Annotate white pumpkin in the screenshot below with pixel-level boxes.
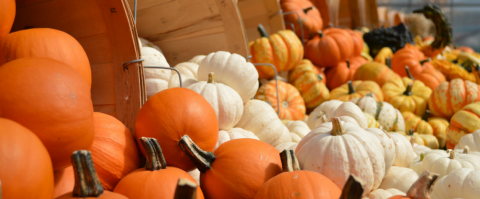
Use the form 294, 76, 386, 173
295, 118, 386, 196
168, 62, 199, 88
214, 128, 259, 149
139, 37, 162, 53
362, 188, 405, 199
290, 133, 302, 143
410, 153, 425, 174
431, 168, 480, 199
235, 100, 291, 146
422, 149, 480, 178
314, 115, 360, 128
275, 142, 298, 152
285, 121, 310, 139
198, 51, 259, 103
142, 47, 171, 98
350, 95, 405, 132
379, 166, 419, 193
189, 55, 206, 65
307, 100, 343, 129
455, 129, 480, 152
187, 169, 200, 185
413, 143, 431, 156
188, 73, 243, 130
307, 100, 368, 129
333, 102, 369, 129
366, 128, 396, 174
390, 132, 417, 167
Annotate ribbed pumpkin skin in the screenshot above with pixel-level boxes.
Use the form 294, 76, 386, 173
53, 166, 75, 198
280, 0, 323, 40
428, 79, 480, 119
0, 58, 94, 170
0, 118, 54, 199
330, 80, 384, 102
0, 28, 92, 87
305, 28, 354, 68
0, 0, 15, 39
348, 29, 364, 57
354, 62, 400, 87
254, 170, 341, 199
288, 59, 330, 110
447, 102, 480, 149
374, 47, 394, 64
250, 30, 303, 79
135, 88, 218, 171
256, 80, 306, 120
325, 56, 368, 90
91, 112, 141, 191
382, 77, 432, 116
58, 191, 128, 199
402, 112, 448, 148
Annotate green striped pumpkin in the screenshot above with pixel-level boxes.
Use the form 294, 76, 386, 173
350, 94, 405, 132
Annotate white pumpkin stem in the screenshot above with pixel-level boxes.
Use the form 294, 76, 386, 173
339, 175, 364, 199
71, 150, 104, 197
178, 135, 216, 173
463, 146, 470, 154
280, 150, 301, 172
420, 153, 425, 161
331, 117, 346, 136
174, 178, 197, 199
139, 137, 167, 171
410, 136, 415, 147
406, 171, 439, 199
448, 150, 456, 159
207, 72, 215, 84
315, 114, 330, 128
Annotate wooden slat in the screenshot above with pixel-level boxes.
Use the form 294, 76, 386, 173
90, 63, 116, 105
309, 0, 330, 29
348, 0, 360, 29
365, 0, 380, 29
238, 0, 285, 42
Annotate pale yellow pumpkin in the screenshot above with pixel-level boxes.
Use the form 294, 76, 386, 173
382, 76, 432, 116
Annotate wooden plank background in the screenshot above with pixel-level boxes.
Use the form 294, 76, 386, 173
238, 0, 285, 43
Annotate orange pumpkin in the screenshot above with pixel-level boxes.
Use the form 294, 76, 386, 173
288, 59, 330, 110
91, 112, 141, 191
0, 28, 92, 87
53, 166, 75, 198
250, 24, 303, 79
305, 28, 354, 68
254, 150, 341, 199
388, 171, 438, 199
280, 0, 323, 40
114, 137, 204, 199
457, 46, 474, 53
330, 80, 383, 102
325, 56, 368, 90
428, 78, 480, 119
256, 80, 306, 120
0, 0, 15, 39
353, 61, 401, 87
0, 58, 94, 170
347, 29, 364, 57
179, 136, 282, 199
0, 118, 54, 199
446, 102, 480, 149
135, 88, 218, 171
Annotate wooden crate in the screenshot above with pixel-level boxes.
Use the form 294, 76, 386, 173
129, 0, 249, 66
12, 0, 145, 132
330, 0, 379, 29
237, 0, 285, 42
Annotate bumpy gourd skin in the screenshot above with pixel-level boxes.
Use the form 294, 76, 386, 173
414, 3, 452, 50
363, 23, 414, 57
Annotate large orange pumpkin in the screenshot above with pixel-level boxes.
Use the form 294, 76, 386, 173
114, 137, 204, 199
280, 0, 323, 40
255, 80, 306, 120
0, 118, 54, 199
250, 25, 303, 79
305, 28, 354, 68
330, 80, 383, 102
0, 58, 94, 170
353, 62, 401, 87
91, 112, 141, 191
325, 56, 368, 90
53, 166, 75, 198
347, 29, 364, 57
135, 88, 218, 171
446, 102, 480, 149
0, 28, 91, 86
0, 0, 15, 39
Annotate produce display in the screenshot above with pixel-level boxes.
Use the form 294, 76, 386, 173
2, 1, 480, 198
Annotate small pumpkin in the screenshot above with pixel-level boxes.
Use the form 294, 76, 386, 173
410, 153, 425, 175
379, 166, 419, 193
142, 47, 172, 98
458, 46, 475, 53
325, 56, 368, 90
428, 79, 480, 119
330, 80, 383, 102
256, 80, 306, 120
422, 149, 480, 178
431, 59, 477, 82
374, 47, 394, 65
214, 128, 259, 150
0, 0, 15, 39
365, 128, 396, 174
447, 102, 480, 149
307, 100, 369, 129
348, 29, 364, 57
388, 171, 439, 199
168, 62, 199, 88
353, 62, 401, 87
430, 168, 480, 199
455, 129, 480, 152
305, 28, 355, 68
53, 166, 75, 198
389, 132, 416, 168
350, 94, 405, 132
364, 189, 405, 199
285, 120, 310, 139
280, 0, 323, 40
402, 129, 439, 149
275, 142, 298, 152
402, 110, 448, 148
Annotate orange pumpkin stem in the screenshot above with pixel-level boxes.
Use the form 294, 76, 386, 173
347, 81, 355, 94
178, 135, 216, 173
405, 171, 439, 199
207, 72, 216, 84
421, 110, 431, 122
405, 66, 415, 80
303, 6, 315, 14
385, 57, 392, 68
71, 150, 104, 197
174, 178, 197, 199
339, 175, 364, 199
346, 59, 350, 69
331, 117, 346, 136
280, 150, 301, 172
139, 137, 167, 171
419, 58, 431, 65
317, 31, 324, 38
403, 83, 413, 96
257, 24, 269, 38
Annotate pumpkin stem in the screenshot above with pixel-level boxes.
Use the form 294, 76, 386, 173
71, 150, 104, 197
207, 72, 216, 84
317, 31, 324, 38
405, 66, 415, 80
406, 171, 439, 199
420, 153, 425, 161
346, 59, 350, 69
408, 129, 415, 136
347, 81, 355, 94
140, 137, 167, 171
339, 175, 364, 199
257, 24, 269, 38
178, 135, 216, 173
315, 114, 330, 128
385, 57, 392, 68
410, 136, 415, 147
331, 117, 346, 136
463, 146, 470, 154
316, 74, 324, 82
421, 110, 431, 122
280, 150, 301, 172
365, 92, 374, 98
419, 58, 431, 65
174, 178, 197, 199
448, 150, 456, 159
403, 83, 413, 96
303, 6, 315, 14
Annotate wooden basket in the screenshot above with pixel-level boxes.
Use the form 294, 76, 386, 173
12, 0, 145, 132
129, 0, 249, 66
237, 0, 285, 42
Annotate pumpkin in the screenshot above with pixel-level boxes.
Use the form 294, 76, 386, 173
431, 59, 477, 83
0, 0, 15, 39
179, 135, 283, 199
365, 128, 396, 174
379, 166, 419, 193
249, 25, 303, 79
422, 149, 480, 178
254, 150, 341, 198
114, 138, 204, 199
402, 130, 439, 149
455, 129, 480, 152
139, 37, 162, 52
255, 80, 306, 120
142, 47, 171, 98
57, 150, 127, 199
198, 51, 259, 103
382, 68, 432, 116
348, 29, 364, 57
0, 58, 94, 170
429, 79, 480, 119
285, 120, 310, 139
90, 112, 140, 191
413, 144, 431, 157
235, 100, 291, 146
325, 56, 368, 90
280, 0, 323, 40
364, 189, 405, 199
402, 111, 448, 148
288, 59, 330, 110
365, 112, 381, 128
330, 80, 383, 102
430, 168, 480, 199
306, 100, 344, 129
135, 88, 218, 171
305, 28, 355, 68
0, 118, 54, 199
296, 118, 386, 196
350, 94, 406, 132
307, 100, 369, 129
189, 55, 206, 64
389, 132, 416, 167
214, 128, 259, 150
275, 142, 298, 151
313, 65, 327, 84
388, 171, 439, 199
375, 47, 394, 65
446, 102, 480, 148
410, 153, 425, 175
353, 62, 401, 87
188, 72, 244, 130
0, 28, 91, 87
168, 62, 199, 88
53, 166, 75, 198
458, 46, 475, 53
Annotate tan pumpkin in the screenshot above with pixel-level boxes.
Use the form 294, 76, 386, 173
374, 47, 394, 65
330, 80, 383, 102
402, 111, 449, 148
401, 130, 439, 149
350, 94, 405, 132
256, 80, 306, 120
447, 102, 480, 149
